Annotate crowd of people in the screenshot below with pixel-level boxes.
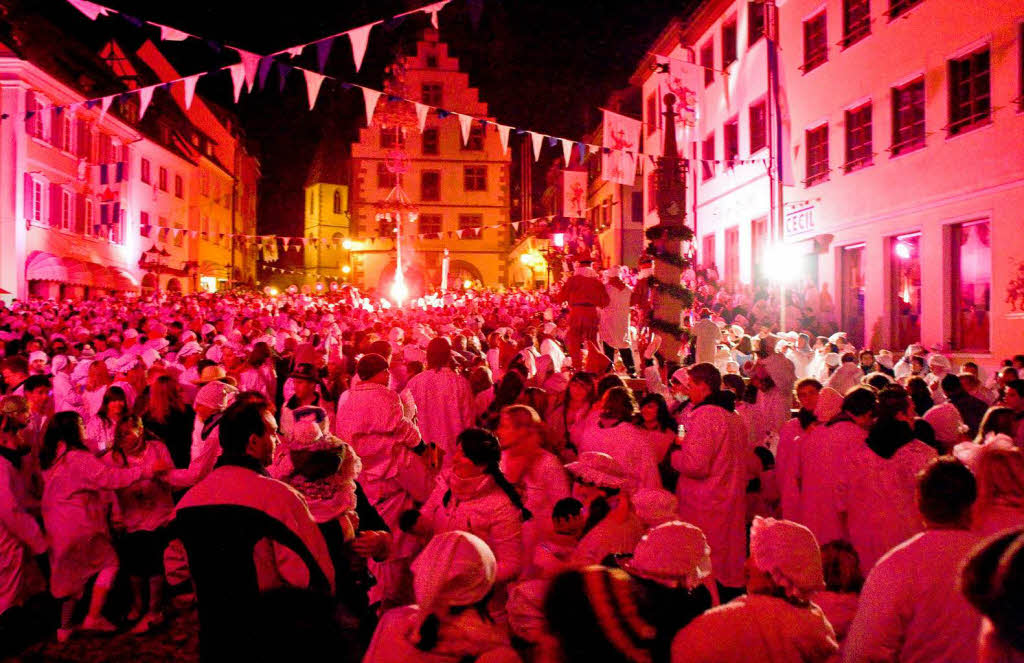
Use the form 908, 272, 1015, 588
0, 259, 1023, 663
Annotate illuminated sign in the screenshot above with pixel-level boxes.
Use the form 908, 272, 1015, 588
784, 205, 815, 238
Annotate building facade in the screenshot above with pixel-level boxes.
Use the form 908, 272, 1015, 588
0, 12, 260, 303
345, 30, 512, 295
303, 139, 351, 283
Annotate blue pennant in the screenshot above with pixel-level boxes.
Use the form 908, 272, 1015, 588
276, 62, 291, 93
436, 109, 451, 119
258, 57, 274, 90
120, 14, 143, 27
207, 40, 222, 53
316, 38, 334, 73
547, 136, 558, 147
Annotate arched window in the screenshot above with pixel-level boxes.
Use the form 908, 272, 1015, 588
333, 190, 342, 214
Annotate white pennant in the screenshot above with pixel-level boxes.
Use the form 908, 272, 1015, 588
156, 23, 190, 41
530, 132, 544, 162
303, 69, 326, 110
561, 138, 573, 167
421, 1, 449, 29
66, 0, 109, 20
284, 45, 304, 58
512, 221, 520, 232
182, 74, 200, 110
458, 114, 472, 146
138, 85, 154, 120
362, 87, 381, 127
414, 102, 429, 133
228, 63, 245, 103
99, 95, 114, 123
234, 48, 261, 92
496, 124, 511, 155
347, 23, 378, 73
456, 229, 464, 239
588, 144, 599, 154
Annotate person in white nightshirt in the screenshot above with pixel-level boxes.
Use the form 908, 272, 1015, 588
237, 342, 277, 402
403, 338, 475, 468
960, 525, 1024, 663
844, 457, 981, 663
670, 363, 749, 594
577, 386, 660, 492
775, 379, 824, 521
836, 385, 937, 574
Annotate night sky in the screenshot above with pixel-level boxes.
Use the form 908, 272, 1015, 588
31, 0, 689, 243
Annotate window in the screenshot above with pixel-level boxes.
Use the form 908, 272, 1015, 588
309, 191, 314, 215
700, 41, 715, 86
751, 217, 769, 286
458, 214, 482, 239
842, 0, 871, 47
421, 170, 441, 201
463, 124, 485, 150
951, 220, 991, 351
1020, 24, 1024, 112
174, 174, 184, 198
701, 133, 715, 181
702, 233, 716, 268
748, 1, 765, 46
333, 190, 342, 214
646, 94, 658, 136
140, 211, 150, 237
112, 206, 123, 244
84, 199, 94, 236
380, 128, 405, 149
722, 18, 738, 68
377, 162, 396, 188
76, 119, 92, 159
61, 115, 74, 153
425, 54, 438, 68
61, 189, 72, 230
648, 171, 657, 211
749, 99, 767, 153
419, 214, 442, 235
725, 226, 740, 287
199, 169, 210, 196
29, 178, 44, 223
891, 233, 921, 348
887, 0, 922, 21
631, 191, 644, 223
140, 159, 151, 184
948, 47, 991, 135
804, 124, 829, 186
464, 165, 487, 191
422, 128, 439, 155
724, 118, 739, 167
98, 134, 112, 163
421, 83, 443, 106
158, 166, 168, 191
802, 11, 828, 72
891, 78, 925, 154
73, 194, 85, 233
844, 102, 873, 171
26, 92, 46, 140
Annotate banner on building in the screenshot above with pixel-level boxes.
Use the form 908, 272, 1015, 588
562, 170, 587, 219
601, 110, 641, 185
660, 55, 702, 146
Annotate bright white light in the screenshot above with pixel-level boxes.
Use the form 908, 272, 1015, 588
761, 243, 804, 284
315, 282, 324, 291
894, 242, 911, 260
463, 279, 473, 289
268, 287, 280, 296
520, 253, 533, 265
342, 239, 353, 250
390, 278, 408, 305
341, 265, 351, 274
552, 233, 565, 248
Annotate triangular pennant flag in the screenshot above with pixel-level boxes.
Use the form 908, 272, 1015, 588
233, 48, 261, 92
228, 63, 245, 103
561, 138, 573, 167
137, 85, 155, 121
421, 1, 449, 29
414, 102, 429, 132
512, 221, 520, 232
121, 14, 142, 27
458, 113, 472, 146
530, 131, 543, 161
576, 142, 586, 165
277, 62, 291, 93
456, 229, 464, 238
284, 45, 304, 58
497, 124, 511, 155
347, 23, 377, 72
303, 69, 326, 110
258, 57, 274, 90
182, 74, 200, 110
316, 38, 334, 73
589, 144, 599, 154
156, 23, 190, 41
99, 95, 114, 123
362, 87, 381, 127
66, 0, 109, 20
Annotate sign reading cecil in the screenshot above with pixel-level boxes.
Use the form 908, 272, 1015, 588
784, 205, 815, 238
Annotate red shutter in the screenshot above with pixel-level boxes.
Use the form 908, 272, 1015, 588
25, 92, 36, 136
75, 193, 86, 233
51, 109, 63, 148
49, 183, 61, 227
80, 123, 92, 160
23, 174, 33, 220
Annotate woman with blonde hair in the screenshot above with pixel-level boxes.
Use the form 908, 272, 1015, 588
139, 375, 194, 471
972, 446, 1024, 537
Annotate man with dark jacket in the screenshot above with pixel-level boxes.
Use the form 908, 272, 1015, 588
942, 373, 987, 438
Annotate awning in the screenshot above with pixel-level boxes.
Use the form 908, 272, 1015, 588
84, 263, 113, 290
108, 267, 139, 291
25, 252, 70, 283
200, 261, 229, 276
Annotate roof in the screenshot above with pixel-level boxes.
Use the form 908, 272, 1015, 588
305, 124, 350, 188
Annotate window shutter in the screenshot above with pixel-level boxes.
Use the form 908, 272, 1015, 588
116, 162, 125, 182
75, 194, 86, 233
100, 202, 109, 227
51, 109, 63, 148
100, 164, 109, 185
23, 174, 33, 219
25, 92, 37, 136
49, 184, 61, 227
80, 123, 92, 160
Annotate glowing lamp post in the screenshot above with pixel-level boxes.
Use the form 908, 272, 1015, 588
375, 150, 417, 307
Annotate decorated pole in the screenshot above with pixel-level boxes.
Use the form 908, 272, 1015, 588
646, 93, 695, 362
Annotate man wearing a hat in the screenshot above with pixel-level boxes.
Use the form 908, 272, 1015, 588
280, 364, 330, 440
555, 257, 610, 370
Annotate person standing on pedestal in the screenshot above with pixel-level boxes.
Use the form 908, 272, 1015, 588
556, 258, 610, 371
